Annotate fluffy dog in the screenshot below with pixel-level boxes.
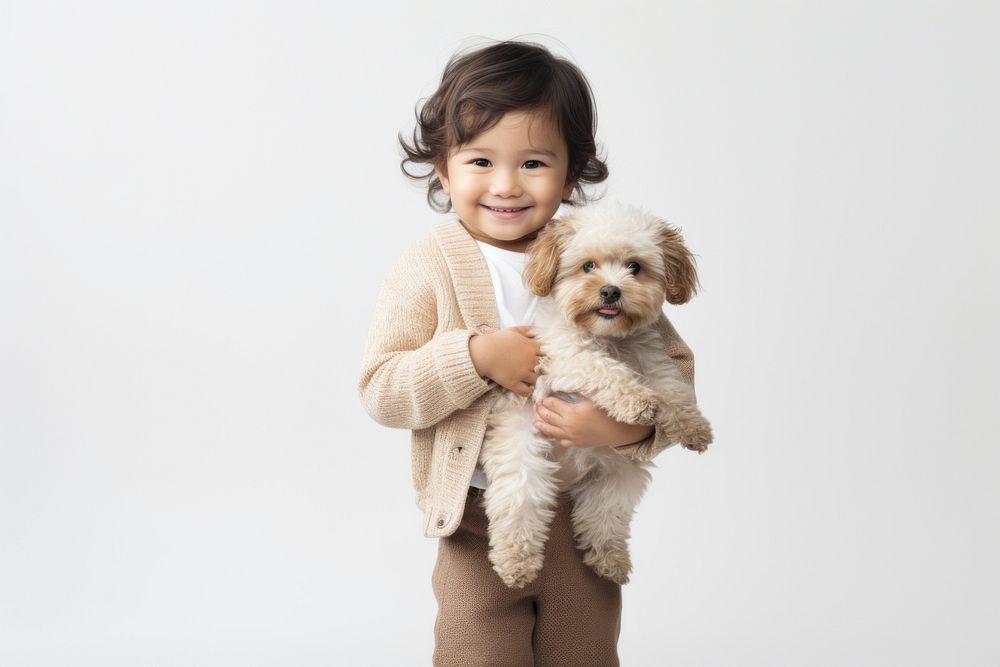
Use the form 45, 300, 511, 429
478, 199, 713, 588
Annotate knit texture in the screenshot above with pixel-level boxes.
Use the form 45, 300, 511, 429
357, 218, 697, 537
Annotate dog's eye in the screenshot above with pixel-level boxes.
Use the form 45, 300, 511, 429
582, 261, 596, 273
627, 262, 640, 274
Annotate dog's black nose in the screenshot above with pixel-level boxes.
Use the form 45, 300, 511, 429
600, 285, 621, 303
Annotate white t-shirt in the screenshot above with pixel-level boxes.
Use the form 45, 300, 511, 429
469, 241, 539, 489
475, 241, 540, 328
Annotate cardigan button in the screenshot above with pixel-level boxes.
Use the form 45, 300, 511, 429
436, 518, 445, 528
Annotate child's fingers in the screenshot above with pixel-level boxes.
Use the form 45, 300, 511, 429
534, 419, 569, 445
539, 396, 566, 418
535, 399, 565, 424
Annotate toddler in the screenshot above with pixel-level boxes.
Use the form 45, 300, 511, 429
358, 39, 698, 666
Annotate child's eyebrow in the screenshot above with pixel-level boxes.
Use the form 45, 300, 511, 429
455, 146, 559, 159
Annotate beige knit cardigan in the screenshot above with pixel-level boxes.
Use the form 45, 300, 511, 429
357, 218, 697, 538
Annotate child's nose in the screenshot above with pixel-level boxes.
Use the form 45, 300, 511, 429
489, 169, 523, 197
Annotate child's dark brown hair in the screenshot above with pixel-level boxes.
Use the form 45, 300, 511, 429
399, 39, 609, 213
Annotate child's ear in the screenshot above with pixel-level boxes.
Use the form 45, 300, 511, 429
561, 179, 576, 201
658, 222, 700, 304
435, 164, 450, 195
524, 221, 572, 297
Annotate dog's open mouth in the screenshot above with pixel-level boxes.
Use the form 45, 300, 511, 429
596, 306, 622, 319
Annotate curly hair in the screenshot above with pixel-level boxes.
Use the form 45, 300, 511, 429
399, 39, 609, 213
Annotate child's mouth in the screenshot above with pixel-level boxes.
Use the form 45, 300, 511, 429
483, 205, 531, 220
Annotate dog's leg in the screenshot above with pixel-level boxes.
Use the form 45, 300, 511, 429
654, 378, 714, 451
566, 351, 713, 452
638, 341, 713, 450
569, 455, 652, 585
561, 354, 664, 426
480, 398, 561, 589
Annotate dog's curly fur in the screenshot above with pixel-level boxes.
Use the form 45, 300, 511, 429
478, 200, 713, 588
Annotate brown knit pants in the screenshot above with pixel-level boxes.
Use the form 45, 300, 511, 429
432, 487, 622, 666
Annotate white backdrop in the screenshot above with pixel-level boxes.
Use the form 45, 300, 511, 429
2, 1, 998, 665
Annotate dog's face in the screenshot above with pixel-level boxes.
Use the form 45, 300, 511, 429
523, 200, 699, 338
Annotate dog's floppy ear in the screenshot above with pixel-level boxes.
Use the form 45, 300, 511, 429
659, 223, 700, 304
523, 220, 571, 296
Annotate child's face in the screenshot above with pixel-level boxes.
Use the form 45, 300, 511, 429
435, 110, 574, 253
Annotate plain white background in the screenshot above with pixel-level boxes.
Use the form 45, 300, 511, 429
2, 1, 998, 664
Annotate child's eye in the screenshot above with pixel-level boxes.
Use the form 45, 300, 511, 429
523, 160, 544, 169
627, 262, 641, 274
471, 158, 491, 167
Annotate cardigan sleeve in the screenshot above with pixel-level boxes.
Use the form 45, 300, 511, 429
357, 243, 494, 431
612, 312, 697, 463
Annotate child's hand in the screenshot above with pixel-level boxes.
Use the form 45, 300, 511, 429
533, 395, 654, 448
469, 325, 541, 398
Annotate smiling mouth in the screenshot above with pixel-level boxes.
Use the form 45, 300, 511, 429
483, 205, 531, 214
482, 205, 532, 221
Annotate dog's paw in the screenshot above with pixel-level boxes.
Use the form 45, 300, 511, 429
583, 547, 632, 585
680, 415, 713, 453
489, 546, 544, 589
635, 398, 659, 425
615, 393, 659, 426
491, 557, 542, 589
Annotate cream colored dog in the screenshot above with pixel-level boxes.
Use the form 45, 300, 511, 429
479, 200, 713, 588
